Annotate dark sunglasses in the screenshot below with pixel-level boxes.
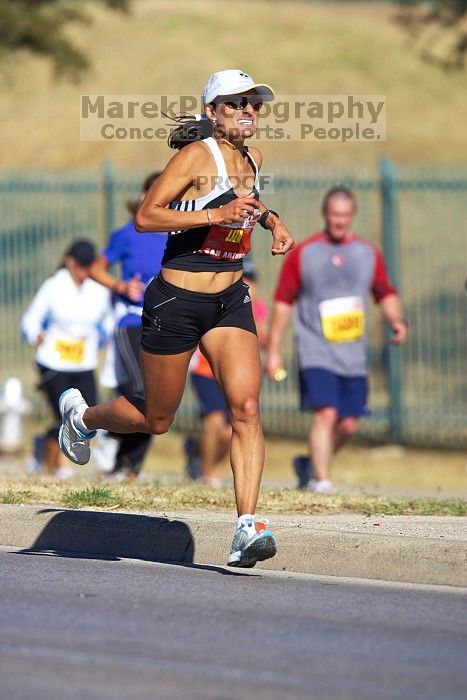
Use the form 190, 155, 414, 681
215, 96, 263, 111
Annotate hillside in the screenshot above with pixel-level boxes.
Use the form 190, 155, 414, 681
0, 0, 466, 169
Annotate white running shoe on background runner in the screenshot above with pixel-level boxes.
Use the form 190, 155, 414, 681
58, 388, 96, 465
227, 517, 277, 568
309, 479, 334, 494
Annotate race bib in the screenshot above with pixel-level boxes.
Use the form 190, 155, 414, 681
54, 338, 86, 364
319, 296, 365, 343
199, 210, 260, 261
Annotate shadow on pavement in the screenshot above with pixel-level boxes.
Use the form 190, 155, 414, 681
15, 508, 251, 576
19, 508, 192, 562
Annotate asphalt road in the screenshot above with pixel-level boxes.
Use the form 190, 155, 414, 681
0, 547, 466, 700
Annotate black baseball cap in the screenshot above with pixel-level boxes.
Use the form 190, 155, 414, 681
66, 239, 96, 267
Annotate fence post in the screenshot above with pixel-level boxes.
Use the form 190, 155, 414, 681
102, 160, 115, 239
380, 157, 404, 444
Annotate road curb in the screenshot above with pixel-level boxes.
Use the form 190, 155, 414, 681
0, 505, 466, 586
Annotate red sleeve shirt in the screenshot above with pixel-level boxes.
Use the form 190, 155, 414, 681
274, 232, 397, 305
370, 245, 397, 302
274, 234, 324, 305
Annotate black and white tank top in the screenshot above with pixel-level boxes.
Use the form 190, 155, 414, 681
161, 137, 260, 272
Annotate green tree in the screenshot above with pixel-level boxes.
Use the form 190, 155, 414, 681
396, 1, 467, 69
0, 0, 131, 80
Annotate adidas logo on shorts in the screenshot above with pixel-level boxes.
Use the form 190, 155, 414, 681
243, 295, 251, 303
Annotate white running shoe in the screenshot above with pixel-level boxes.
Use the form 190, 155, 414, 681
93, 430, 120, 473
227, 518, 277, 568
54, 465, 76, 480
58, 388, 96, 465
309, 479, 334, 494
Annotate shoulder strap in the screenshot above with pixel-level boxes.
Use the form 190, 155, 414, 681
203, 137, 229, 181
243, 146, 260, 188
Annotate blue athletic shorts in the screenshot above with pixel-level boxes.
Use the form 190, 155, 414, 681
299, 367, 369, 418
191, 374, 230, 422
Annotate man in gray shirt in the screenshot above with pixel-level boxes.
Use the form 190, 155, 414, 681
266, 187, 408, 492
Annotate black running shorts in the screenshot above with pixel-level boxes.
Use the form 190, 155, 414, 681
141, 274, 257, 355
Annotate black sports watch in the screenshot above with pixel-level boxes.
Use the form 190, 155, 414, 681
259, 209, 279, 229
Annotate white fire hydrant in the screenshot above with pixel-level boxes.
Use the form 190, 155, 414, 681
0, 377, 32, 453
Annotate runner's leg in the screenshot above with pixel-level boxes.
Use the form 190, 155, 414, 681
334, 416, 359, 452
81, 349, 193, 434
200, 327, 263, 516
309, 406, 339, 482
200, 411, 231, 486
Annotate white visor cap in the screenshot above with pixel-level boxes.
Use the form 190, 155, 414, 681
203, 69, 275, 105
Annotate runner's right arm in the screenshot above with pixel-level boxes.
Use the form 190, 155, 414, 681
135, 142, 258, 232
88, 255, 144, 302
21, 279, 52, 346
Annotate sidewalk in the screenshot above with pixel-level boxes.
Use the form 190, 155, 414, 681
1, 504, 466, 587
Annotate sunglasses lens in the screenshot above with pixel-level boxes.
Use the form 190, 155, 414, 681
220, 97, 263, 110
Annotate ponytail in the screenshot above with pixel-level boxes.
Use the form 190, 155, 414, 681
165, 113, 213, 150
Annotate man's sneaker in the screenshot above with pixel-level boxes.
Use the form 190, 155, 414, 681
293, 454, 314, 489
184, 436, 202, 481
58, 388, 96, 465
227, 518, 277, 568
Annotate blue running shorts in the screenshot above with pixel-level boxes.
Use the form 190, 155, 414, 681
299, 367, 369, 418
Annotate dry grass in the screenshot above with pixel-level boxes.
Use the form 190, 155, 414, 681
1, 427, 464, 516
0, 476, 465, 516
0, 1, 466, 168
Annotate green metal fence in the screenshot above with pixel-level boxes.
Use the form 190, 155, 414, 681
0, 162, 465, 448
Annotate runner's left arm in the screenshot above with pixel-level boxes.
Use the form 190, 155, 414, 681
248, 147, 294, 256
371, 247, 407, 345
379, 294, 408, 345
256, 205, 295, 256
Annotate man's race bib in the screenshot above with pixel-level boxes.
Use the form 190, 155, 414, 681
318, 296, 365, 343
54, 338, 86, 364
199, 210, 260, 261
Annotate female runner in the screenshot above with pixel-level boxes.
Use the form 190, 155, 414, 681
58, 69, 294, 567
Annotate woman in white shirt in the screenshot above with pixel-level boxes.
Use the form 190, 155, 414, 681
21, 239, 112, 476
